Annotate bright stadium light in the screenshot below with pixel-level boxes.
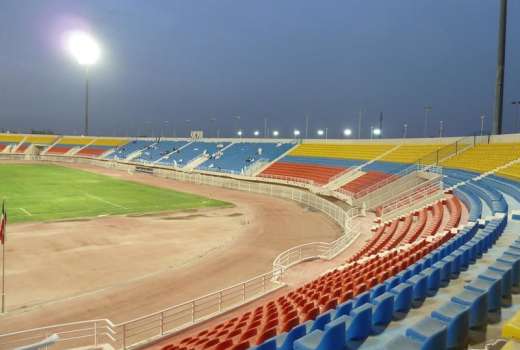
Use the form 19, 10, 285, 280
293, 129, 300, 137
272, 130, 280, 137
373, 128, 382, 136
67, 31, 101, 66
237, 130, 243, 137
343, 128, 352, 137
66, 31, 101, 136
253, 130, 260, 136
317, 129, 324, 136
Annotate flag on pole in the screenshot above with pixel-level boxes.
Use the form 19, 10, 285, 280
0, 201, 6, 245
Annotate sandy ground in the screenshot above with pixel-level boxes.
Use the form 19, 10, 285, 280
0, 162, 342, 334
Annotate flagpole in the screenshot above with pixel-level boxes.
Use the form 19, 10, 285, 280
1, 239, 4, 313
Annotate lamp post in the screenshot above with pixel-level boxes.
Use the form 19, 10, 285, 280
439, 120, 444, 138
480, 115, 485, 137
513, 101, 520, 132
185, 119, 191, 137
210, 117, 217, 138
67, 31, 101, 136
403, 123, 408, 138
424, 105, 432, 137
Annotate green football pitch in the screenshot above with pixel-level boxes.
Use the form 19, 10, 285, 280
0, 164, 230, 223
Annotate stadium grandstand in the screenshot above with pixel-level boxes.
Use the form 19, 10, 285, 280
1, 131, 520, 350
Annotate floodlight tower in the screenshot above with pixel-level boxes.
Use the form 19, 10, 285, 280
67, 31, 101, 136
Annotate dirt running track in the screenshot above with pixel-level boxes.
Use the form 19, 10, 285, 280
0, 162, 341, 334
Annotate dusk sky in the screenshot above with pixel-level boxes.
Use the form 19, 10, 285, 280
1, 0, 519, 138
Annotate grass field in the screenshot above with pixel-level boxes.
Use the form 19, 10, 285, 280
0, 164, 229, 223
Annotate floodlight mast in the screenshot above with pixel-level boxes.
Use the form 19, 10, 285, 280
67, 31, 100, 136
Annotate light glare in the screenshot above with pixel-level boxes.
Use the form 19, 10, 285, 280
317, 129, 324, 136
293, 129, 300, 136
253, 130, 260, 136
67, 31, 101, 66
343, 128, 352, 136
373, 128, 382, 136
272, 130, 279, 137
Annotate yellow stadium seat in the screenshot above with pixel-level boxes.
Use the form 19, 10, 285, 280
498, 162, 520, 181
381, 144, 446, 163
25, 135, 58, 144
441, 143, 520, 174
504, 310, 520, 342
289, 143, 393, 161
91, 138, 129, 147
59, 136, 95, 145
0, 134, 24, 143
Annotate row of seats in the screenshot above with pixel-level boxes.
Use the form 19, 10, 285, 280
198, 143, 294, 174
134, 141, 189, 163
380, 144, 446, 164
106, 140, 155, 160
158, 142, 229, 167
340, 172, 396, 196
288, 144, 393, 161
387, 215, 510, 349
441, 143, 520, 174
259, 162, 347, 185
76, 138, 128, 157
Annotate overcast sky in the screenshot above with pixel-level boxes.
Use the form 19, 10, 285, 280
0, 0, 519, 138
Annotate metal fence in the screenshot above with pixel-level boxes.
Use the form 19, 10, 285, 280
379, 178, 444, 222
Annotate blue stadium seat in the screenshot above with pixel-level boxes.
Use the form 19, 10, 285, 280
431, 301, 469, 350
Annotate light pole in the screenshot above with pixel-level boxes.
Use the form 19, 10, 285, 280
424, 105, 432, 137
185, 119, 191, 137
439, 120, 444, 138
317, 129, 327, 141
403, 123, 408, 138
210, 117, 217, 138
305, 115, 310, 138
233, 116, 241, 135
67, 31, 100, 136
480, 115, 485, 136
513, 101, 520, 132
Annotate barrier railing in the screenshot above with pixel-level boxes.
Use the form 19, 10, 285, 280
116, 268, 284, 349
379, 178, 444, 222
273, 208, 360, 272
0, 319, 116, 350
258, 173, 316, 187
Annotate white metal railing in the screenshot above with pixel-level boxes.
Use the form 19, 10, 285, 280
353, 164, 417, 199
0, 319, 116, 350
116, 268, 284, 349
273, 209, 360, 272
379, 179, 444, 222
259, 173, 316, 186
